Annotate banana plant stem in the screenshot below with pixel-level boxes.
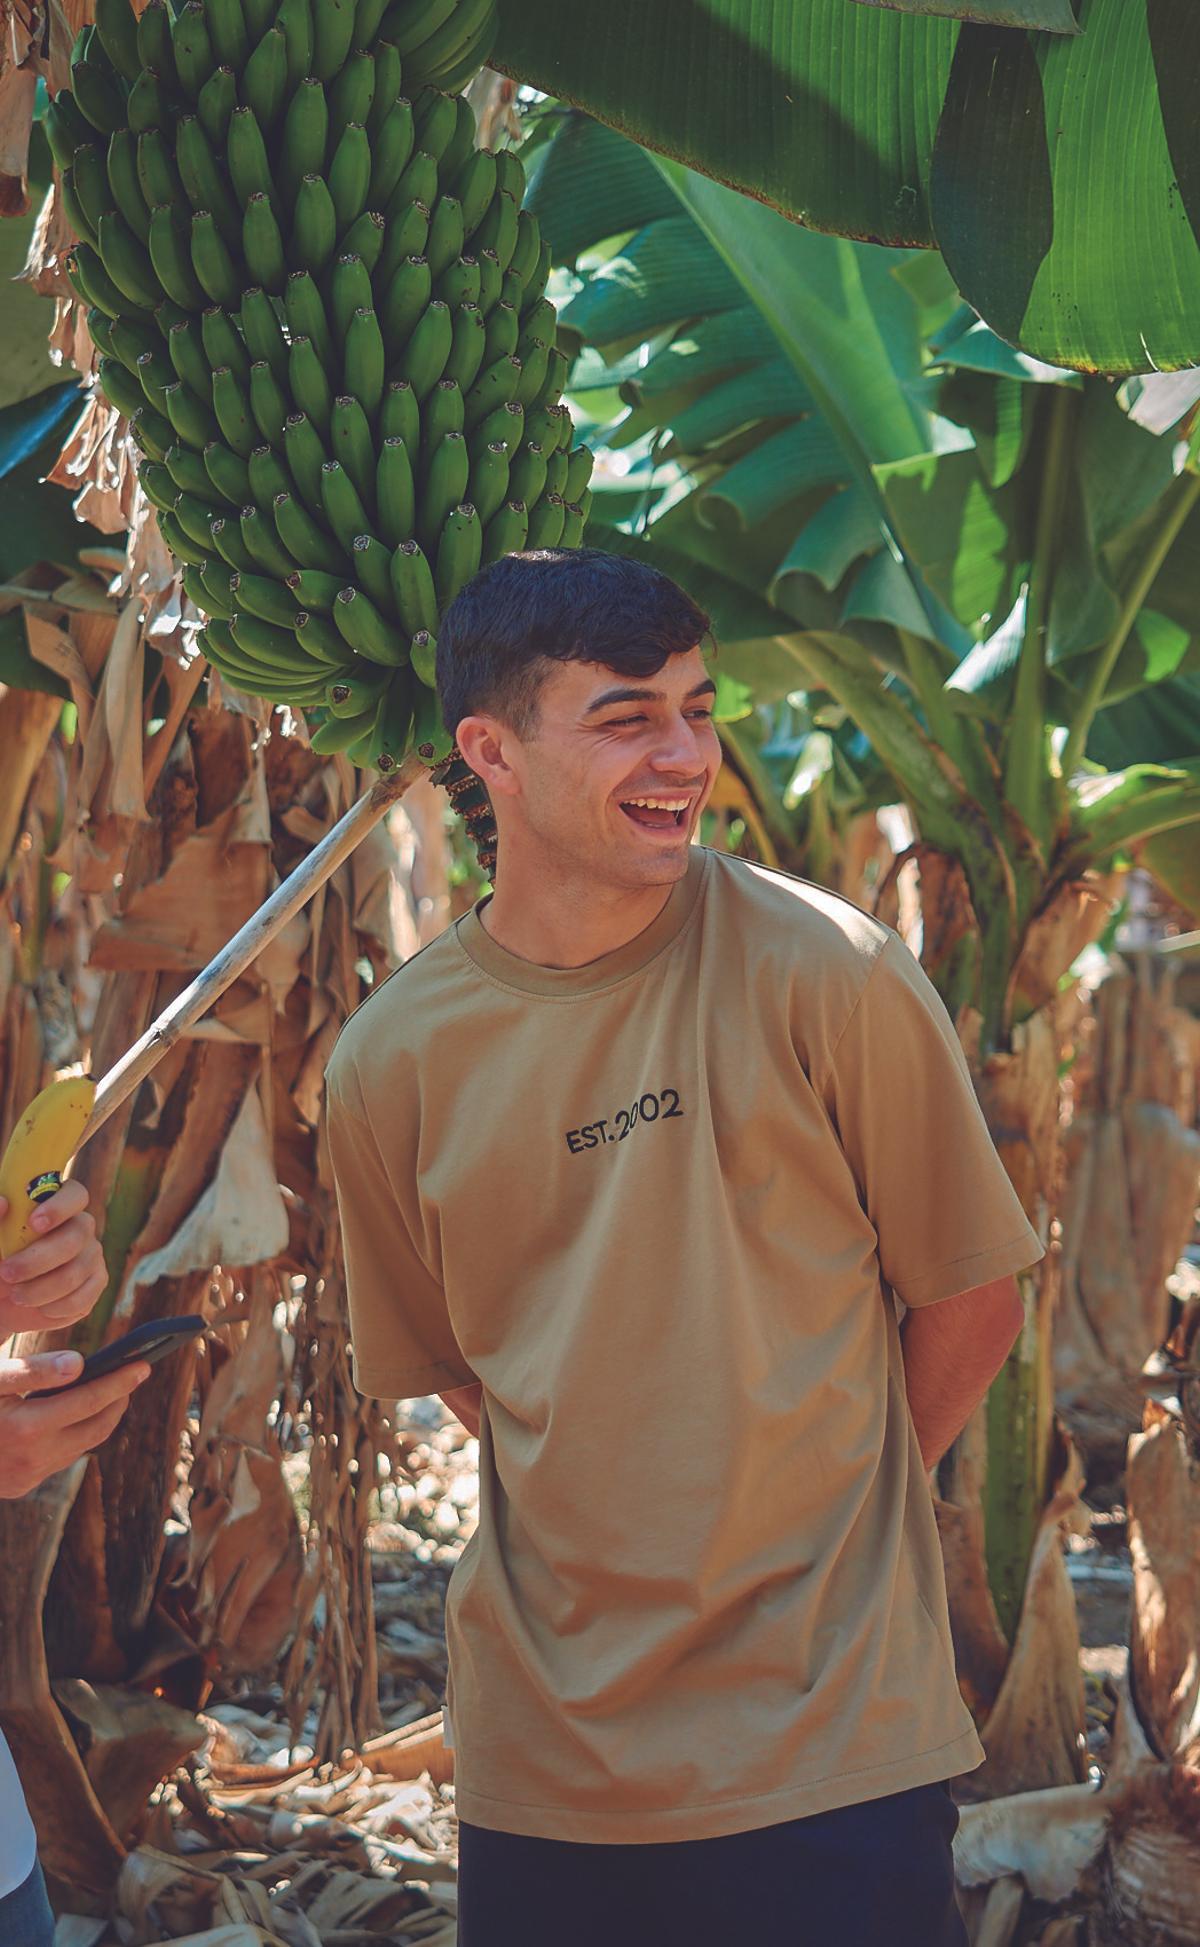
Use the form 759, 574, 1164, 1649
76, 755, 426, 1151
1003, 385, 1075, 837
1060, 470, 1200, 780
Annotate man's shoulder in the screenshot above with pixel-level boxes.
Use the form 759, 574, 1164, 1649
704, 849, 891, 970
324, 923, 464, 1100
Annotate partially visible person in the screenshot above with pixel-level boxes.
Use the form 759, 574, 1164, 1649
0, 1178, 149, 1947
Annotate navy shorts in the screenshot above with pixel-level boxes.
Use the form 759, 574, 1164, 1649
458, 1779, 966, 1947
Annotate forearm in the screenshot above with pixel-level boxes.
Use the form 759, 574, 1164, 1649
899, 1274, 1024, 1471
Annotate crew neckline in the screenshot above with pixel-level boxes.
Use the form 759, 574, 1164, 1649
455, 845, 711, 996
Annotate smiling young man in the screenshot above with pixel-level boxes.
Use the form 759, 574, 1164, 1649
323, 548, 1042, 1947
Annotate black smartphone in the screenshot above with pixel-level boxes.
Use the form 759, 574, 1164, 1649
41, 1315, 207, 1397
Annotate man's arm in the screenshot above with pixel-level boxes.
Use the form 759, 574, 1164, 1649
439, 1383, 482, 1438
900, 1273, 1024, 1471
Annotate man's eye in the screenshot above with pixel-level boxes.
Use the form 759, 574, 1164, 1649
606, 716, 645, 726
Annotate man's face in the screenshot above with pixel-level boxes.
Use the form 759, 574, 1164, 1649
488, 647, 722, 890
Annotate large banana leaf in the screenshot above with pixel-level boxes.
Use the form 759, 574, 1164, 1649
494, 0, 1200, 373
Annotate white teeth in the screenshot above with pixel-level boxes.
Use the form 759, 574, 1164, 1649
622, 797, 690, 810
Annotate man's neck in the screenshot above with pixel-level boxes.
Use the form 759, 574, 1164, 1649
478, 847, 679, 970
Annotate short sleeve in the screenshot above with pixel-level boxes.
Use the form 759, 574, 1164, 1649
818, 932, 1044, 1307
324, 1070, 475, 1398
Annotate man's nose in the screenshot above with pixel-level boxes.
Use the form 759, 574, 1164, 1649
650, 715, 709, 773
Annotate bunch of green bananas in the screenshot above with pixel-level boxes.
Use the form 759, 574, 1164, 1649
51, 0, 594, 775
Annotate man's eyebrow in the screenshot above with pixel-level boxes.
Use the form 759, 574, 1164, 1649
583, 678, 718, 716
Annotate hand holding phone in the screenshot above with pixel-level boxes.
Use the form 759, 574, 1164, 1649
38, 1316, 206, 1398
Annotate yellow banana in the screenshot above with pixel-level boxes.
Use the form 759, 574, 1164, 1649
0, 1074, 96, 1257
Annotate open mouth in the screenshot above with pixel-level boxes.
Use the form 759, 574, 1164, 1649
618, 795, 693, 833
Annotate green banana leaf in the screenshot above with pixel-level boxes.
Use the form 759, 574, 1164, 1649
854, 0, 1078, 24
494, 0, 1200, 372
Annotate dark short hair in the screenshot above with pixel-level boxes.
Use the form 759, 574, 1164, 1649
435, 546, 715, 739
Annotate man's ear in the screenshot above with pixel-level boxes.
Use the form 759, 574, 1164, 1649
455, 714, 519, 798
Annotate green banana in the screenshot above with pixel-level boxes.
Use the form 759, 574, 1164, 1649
207, 519, 256, 576
97, 209, 161, 309
287, 569, 345, 613
375, 195, 429, 287
543, 446, 569, 499
332, 586, 405, 666
295, 607, 352, 663
411, 87, 457, 163
409, 626, 437, 688
381, 253, 432, 345
276, 0, 313, 89
239, 504, 298, 578
376, 437, 416, 546
45, 94, 94, 172
201, 306, 250, 385
340, 208, 386, 275
164, 376, 219, 448
417, 430, 468, 553
475, 244, 502, 315
199, 559, 237, 615
147, 205, 205, 309
177, 116, 240, 243
70, 58, 127, 138
343, 308, 385, 416
483, 299, 519, 365
351, 534, 395, 611
274, 491, 337, 571
451, 148, 497, 239
288, 336, 333, 437
434, 254, 481, 311
313, 0, 356, 80
244, 0, 279, 38
183, 561, 215, 614
135, 348, 175, 413
190, 209, 240, 307
463, 351, 521, 431
328, 122, 371, 231
522, 403, 561, 453
425, 193, 464, 282
388, 146, 438, 217
173, 488, 224, 551
330, 394, 376, 506
525, 491, 566, 549
474, 189, 519, 275
493, 148, 524, 207
439, 92, 478, 182
421, 377, 465, 460
130, 405, 174, 462
158, 507, 206, 564
508, 208, 542, 292
375, 674, 417, 772
476, 398, 524, 455
563, 446, 595, 503
205, 0, 249, 73
481, 496, 529, 564
518, 295, 556, 348
367, 97, 416, 210
345, 691, 390, 766
86, 308, 120, 361
389, 537, 438, 634
125, 66, 169, 137
329, 46, 376, 133
443, 302, 486, 393
367, 39, 402, 137
325, 668, 390, 718
228, 106, 279, 210
135, 1, 175, 85
247, 443, 291, 505
291, 174, 337, 276
508, 441, 548, 511
320, 459, 371, 556
211, 365, 256, 458
197, 64, 237, 148
310, 705, 380, 753
164, 441, 216, 498
99, 355, 145, 419
229, 572, 298, 626
434, 500, 482, 610
70, 142, 111, 237
61, 169, 98, 249
249, 361, 289, 447
385, 0, 456, 59
137, 130, 184, 211
230, 610, 303, 672
396, 298, 451, 401
203, 440, 252, 505
532, 347, 571, 411
242, 26, 288, 131
380, 379, 420, 448
105, 130, 150, 245
242, 193, 287, 295
560, 499, 588, 547
279, 77, 328, 201
283, 412, 327, 517
330, 253, 375, 345
239, 287, 289, 382
407, 0, 495, 84
467, 439, 509, 527
171, 4, 213, 104
514, 338, 552, 409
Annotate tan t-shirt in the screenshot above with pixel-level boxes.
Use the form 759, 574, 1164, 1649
324, 846, 1043, 1843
